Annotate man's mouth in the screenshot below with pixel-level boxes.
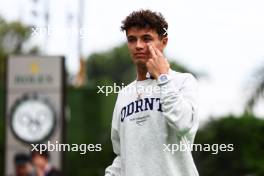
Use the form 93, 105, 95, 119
134, 53, 146, 57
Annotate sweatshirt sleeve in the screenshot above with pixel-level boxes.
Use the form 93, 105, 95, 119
105, 101, 121, 176
159, 73, 198, 136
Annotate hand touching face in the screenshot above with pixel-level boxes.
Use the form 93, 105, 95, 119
145, 43, 170, 79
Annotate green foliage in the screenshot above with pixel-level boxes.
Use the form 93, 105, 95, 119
65, 86, 116, 176
0, 81, 4, 175
86, 44, 136, 85
193, 114, 264, 176
246, 66, 264, 112
0, 16, 37, 80
0, 17, 31, 54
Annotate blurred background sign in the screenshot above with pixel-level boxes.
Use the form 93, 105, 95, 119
5, 55, 65, 176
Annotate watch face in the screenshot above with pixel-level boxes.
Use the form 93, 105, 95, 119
160, 75, 168, 81
11, 95, 56, 143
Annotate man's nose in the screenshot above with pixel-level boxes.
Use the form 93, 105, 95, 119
135, 40, 144, 49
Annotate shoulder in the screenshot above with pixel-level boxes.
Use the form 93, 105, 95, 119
170, 69, 196, 80
169, 69, 197, 88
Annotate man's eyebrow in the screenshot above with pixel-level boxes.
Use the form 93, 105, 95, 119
127, 35, 136, 38
142, 34, 153, 38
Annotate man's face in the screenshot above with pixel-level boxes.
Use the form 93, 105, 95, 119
126, 27, 168, 66
32, 154, 47, 170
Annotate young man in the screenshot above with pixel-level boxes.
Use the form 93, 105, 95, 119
105, 10, 199, 176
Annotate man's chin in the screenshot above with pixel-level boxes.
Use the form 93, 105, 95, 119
134, 60, 148, 68
134, 59, 147, 64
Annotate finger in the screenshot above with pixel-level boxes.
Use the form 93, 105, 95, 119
150, 44, 162, 57
153, 47, 163, 57
146, 58, 154, 65
146, 58, 154, 68
150, 44, 160, 56
147, 43, 157, 58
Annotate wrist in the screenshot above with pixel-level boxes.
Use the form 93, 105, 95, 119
155, 70, 169, 79
157, 73, 171, 85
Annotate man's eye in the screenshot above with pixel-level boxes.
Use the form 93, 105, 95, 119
128, 38, 136, 43
143, 37, 152, 42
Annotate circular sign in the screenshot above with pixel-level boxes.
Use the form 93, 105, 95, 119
10, 94, 56, 143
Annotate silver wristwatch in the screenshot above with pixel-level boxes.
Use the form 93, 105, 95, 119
157, 74, 171, 85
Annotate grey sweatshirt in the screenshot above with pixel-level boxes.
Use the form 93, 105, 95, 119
105, 70, 199, 176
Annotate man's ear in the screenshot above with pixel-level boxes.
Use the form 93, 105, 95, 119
162, 37, 168, 46
159, 37, 168, 51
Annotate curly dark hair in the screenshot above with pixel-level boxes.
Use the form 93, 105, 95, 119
121, 9, 168, 38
